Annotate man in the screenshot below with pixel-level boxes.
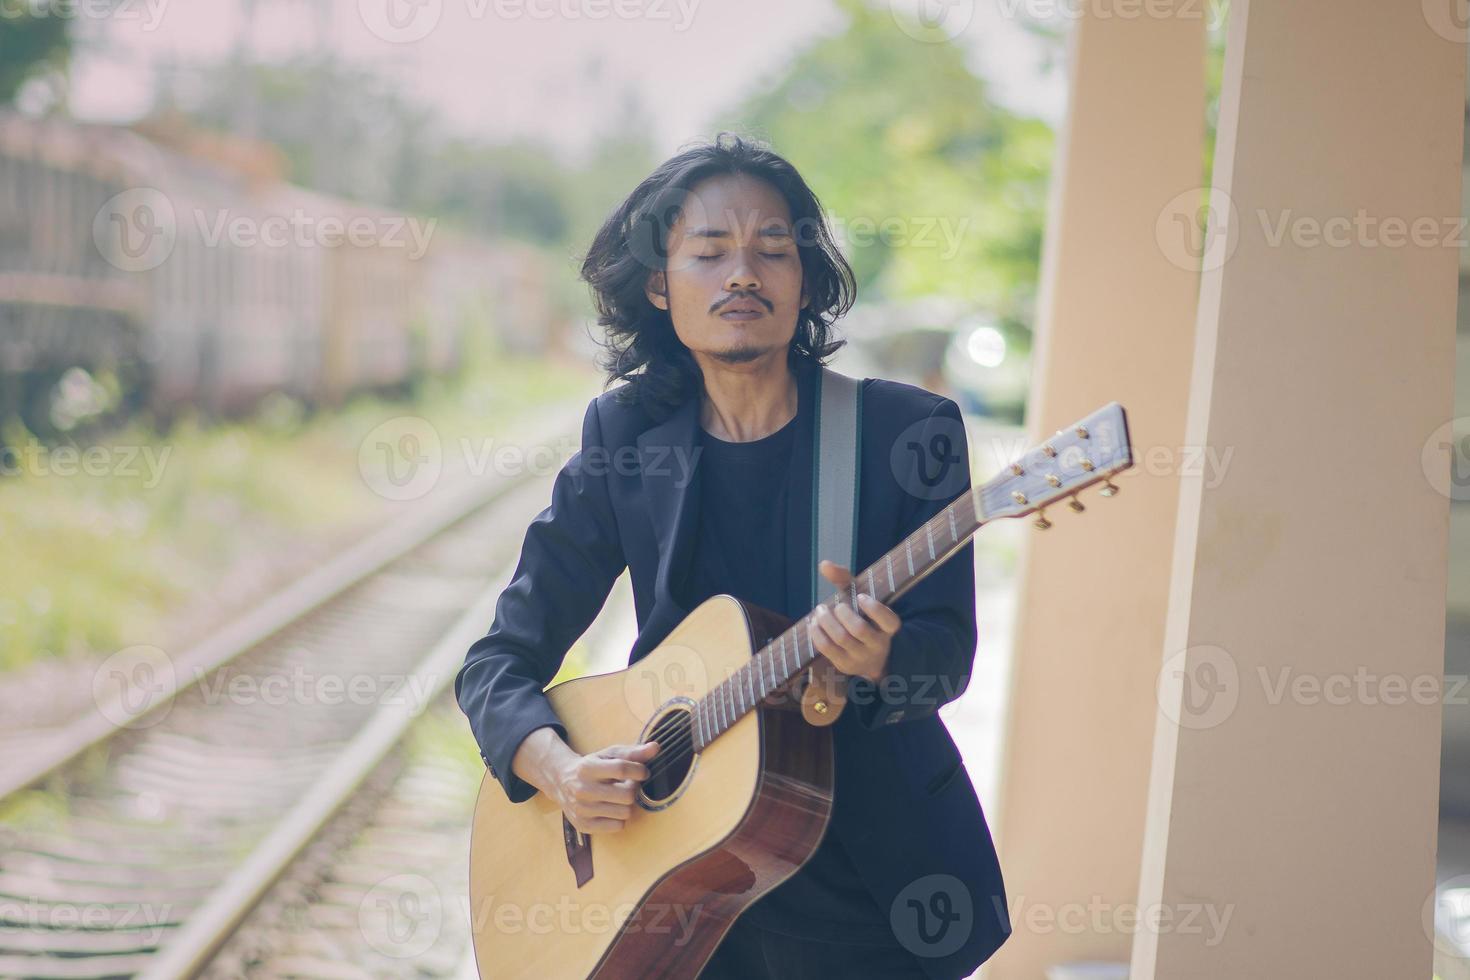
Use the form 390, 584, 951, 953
454, 133, 1009, 979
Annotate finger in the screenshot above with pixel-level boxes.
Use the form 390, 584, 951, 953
819, 560, 852, 588
604, 742, 660, 760
808, 606, 844, 651
575, 816, 625, 835
582, 779, 637, 806
579, 799, 635, 821
584, 757, 650, 782
818, 604, 864, 654
857, 593, 902, 634
820, 644, 860, 676
832, 602, 883, 649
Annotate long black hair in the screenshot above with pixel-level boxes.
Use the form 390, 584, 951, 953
579, 132, 856, 421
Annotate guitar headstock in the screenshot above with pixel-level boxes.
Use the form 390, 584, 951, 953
976, 402, 1133, 528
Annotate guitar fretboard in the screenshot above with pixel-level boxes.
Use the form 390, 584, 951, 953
688, 487, 982, 750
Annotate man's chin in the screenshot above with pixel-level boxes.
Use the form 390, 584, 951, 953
707, 343, 776, 366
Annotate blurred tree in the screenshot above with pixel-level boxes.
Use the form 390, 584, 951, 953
712, 0, 1054, 330
1017, 3, 1230, 189
155, 54, 658, 254
173, 55, 427, 203
0, 10, 72, 109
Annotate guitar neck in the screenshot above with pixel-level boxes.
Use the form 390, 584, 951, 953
685, 399, 1132, 754
689, 487, 983, 751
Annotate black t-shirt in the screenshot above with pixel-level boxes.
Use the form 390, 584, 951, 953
678, 415, 902, 946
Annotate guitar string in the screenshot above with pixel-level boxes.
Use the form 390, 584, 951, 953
638, 589, 887, 784
640, 643, 826, 784
639, 624, 825, 783
639, 496, 985, 784
635, 446, 1103, 786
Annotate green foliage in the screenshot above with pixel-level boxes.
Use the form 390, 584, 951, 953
1203, 2, 1231, 188
0, 10, 71, 105
712, 0, 1054, 322
0, 348, 597, 673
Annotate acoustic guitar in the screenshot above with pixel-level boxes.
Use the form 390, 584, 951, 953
467, 402, 1133, 978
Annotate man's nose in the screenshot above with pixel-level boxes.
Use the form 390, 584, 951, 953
725, 260, 761, 293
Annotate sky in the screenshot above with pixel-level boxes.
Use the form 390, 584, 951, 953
67, 0, 1068, 160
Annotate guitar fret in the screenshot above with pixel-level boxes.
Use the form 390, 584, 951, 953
681, 405, 1128, 757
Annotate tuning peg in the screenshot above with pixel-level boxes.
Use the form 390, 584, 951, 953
1099, 479, 1119, 497
1033, 508, 1052, 530
1067, 495, 1085, 513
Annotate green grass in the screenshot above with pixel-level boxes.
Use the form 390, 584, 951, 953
0, 342, 600, 673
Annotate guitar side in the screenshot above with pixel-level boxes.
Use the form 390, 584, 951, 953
467, 594, 834, 979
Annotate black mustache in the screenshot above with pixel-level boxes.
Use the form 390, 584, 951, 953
713, 293, 773, 313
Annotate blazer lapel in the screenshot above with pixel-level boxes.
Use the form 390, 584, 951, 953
637, 359, 821, 621
637, 393, 701, 608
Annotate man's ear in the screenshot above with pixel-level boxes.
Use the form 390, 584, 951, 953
646, 271, 669, 311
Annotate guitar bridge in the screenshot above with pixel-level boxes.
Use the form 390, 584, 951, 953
563, 814, 594, 887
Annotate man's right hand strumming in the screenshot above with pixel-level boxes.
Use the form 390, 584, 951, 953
511, 726, 660, 835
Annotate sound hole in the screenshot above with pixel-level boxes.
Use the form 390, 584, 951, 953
639, 707, 695, 808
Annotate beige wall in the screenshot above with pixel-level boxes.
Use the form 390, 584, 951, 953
986, 4, 1205, 977
1132, 1, 1464, 976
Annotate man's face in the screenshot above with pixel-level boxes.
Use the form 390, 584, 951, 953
646, 173, 808, 368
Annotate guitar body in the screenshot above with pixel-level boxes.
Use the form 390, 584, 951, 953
467, 594, 835, 979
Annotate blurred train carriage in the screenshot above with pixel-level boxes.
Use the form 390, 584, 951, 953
0, 113, 151, 428
0, 109, 553, 438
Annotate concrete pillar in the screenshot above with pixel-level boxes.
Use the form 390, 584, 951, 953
1132, 2, 1464, 977
985, 6, 1205, 977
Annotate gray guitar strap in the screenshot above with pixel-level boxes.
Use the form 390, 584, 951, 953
810, 366, 864, 607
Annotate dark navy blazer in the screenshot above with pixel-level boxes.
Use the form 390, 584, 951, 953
454, 357, 1011, 978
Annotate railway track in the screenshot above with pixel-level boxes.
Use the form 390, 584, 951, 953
0, 407, 613, 979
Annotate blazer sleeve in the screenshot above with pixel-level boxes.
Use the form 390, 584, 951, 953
454, 395, 628, 803
848, 395, 978, 730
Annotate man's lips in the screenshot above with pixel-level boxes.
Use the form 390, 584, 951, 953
719, 308, 766, 320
